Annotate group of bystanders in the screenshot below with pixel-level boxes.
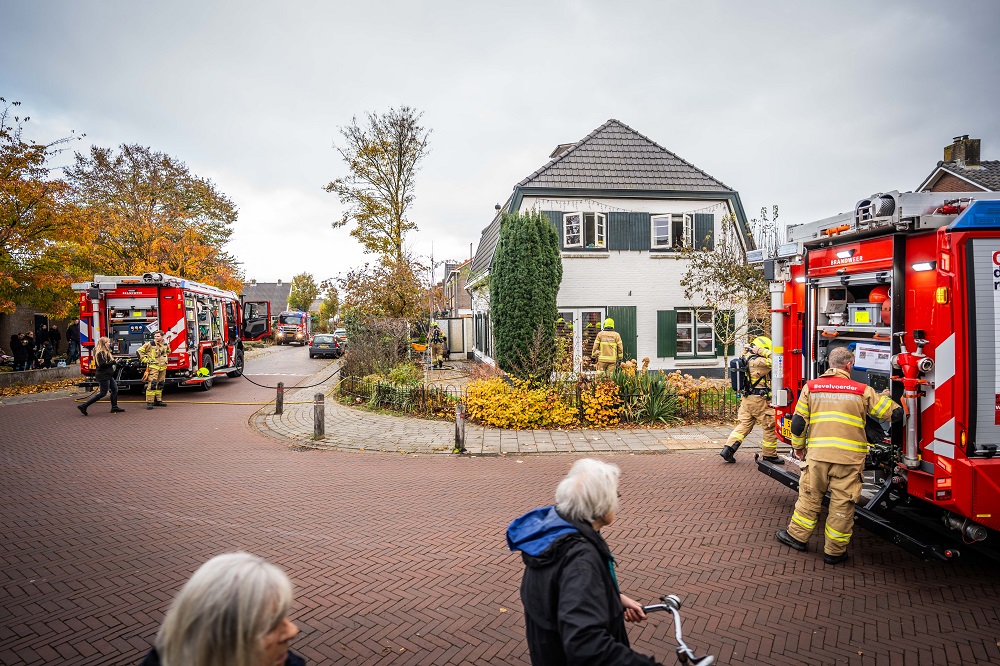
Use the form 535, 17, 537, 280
5, 320, 80, 371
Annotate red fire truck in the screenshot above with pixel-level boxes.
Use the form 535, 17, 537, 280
757, 191, 1000, 560
72, 272, 272, 391
273, 310, 311, 346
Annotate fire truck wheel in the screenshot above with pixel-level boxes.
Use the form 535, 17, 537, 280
226, 350, 244, 378
200, 354, 214, 391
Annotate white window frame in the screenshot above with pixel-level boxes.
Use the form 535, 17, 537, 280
563, 211, 606, 249
676, 308, 716, 357
651, 213, 693, 250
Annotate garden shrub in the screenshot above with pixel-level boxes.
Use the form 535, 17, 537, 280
581, 377, 624, 427
465, 377, 577, 428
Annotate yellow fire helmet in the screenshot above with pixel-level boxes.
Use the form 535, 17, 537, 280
197, 366, 211, 377
604, 318, 615, 329
751, 336, 772, 356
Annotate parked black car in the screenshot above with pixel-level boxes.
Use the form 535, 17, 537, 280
309, 334, 343, 359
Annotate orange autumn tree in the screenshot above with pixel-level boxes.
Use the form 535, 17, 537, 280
0, 98, 88, 316
65, 144, 242, 291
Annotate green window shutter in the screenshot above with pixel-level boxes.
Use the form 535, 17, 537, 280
715, 310, 735, 356
694, 213, 715, 251
541, 211, 564, 249
606, 306, 636, 361
657, 310, 676, 358
608, 212, 629, 251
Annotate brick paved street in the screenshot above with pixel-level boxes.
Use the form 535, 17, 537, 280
3, 347, 1000, 665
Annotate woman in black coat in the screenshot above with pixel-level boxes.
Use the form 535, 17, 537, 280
507, 459, 661, 666
77, 337, 124, 415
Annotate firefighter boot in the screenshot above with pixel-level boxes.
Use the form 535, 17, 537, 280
720, 443, 739, 463
762, 455, 785, 465
153, 400, 168, 407
146, 402, 154, 410
775, 529, 808, 552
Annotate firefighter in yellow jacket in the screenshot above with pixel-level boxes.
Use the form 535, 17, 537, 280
721, 336, 780, 464
138, 330, 170, 409
591, 318, 623, 372
775, 347, 902, 565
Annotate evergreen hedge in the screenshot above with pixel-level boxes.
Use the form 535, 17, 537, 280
491, 210, 562, 380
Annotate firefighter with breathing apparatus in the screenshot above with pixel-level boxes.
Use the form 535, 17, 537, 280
591, 318, 624, 373
720, 336, 782, 464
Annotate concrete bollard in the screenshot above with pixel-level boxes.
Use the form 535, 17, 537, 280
454, 403, 467, 453
314, 393, 325, 439
275, 381, 285, 415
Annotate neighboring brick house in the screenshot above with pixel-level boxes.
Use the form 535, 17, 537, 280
468, 119, 752, 376
444, 259, 473, 317
918, 135, 999, 192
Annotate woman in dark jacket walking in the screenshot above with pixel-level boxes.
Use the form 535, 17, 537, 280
77, 337, 124, 415
507, 459, 660, 666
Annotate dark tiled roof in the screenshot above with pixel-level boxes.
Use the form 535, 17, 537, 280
241, 282, 291, 311
469, 210, 502, 279
518, 119, 733, 192
921, 160, 1000, 192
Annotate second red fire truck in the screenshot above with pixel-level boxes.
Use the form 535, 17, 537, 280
757, 190, 1000, 559
72, 273, 272, 391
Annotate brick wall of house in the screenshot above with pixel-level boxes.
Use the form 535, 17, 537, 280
927, 172, 987, 193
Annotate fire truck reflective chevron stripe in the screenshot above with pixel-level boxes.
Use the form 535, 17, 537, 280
165, 317, 186, 351
923, 333, 955, 414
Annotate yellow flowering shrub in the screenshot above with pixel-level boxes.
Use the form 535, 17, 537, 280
465, 377, 578, 428
581, 378, 624, 427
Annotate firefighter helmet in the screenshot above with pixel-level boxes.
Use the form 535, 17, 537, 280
751, 336, 772, 355
604, 318, 615, 329
197, 367, 210, 377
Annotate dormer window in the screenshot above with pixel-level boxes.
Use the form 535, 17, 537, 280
563, 212, 606, 249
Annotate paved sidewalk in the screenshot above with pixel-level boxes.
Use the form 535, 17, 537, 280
254, 362, 766, 455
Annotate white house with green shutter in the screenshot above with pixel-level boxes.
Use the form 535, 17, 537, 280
467, 119, 753, 377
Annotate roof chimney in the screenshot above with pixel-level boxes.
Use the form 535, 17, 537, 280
944, 135, 981, 167
276, 279, 282, 285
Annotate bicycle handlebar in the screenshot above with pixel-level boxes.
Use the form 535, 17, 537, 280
641, 595, 715, 666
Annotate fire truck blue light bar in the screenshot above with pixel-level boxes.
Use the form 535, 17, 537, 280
951, 200, 1000, 229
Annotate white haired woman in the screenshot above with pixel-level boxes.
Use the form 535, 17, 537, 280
139, 552, 304, 666
506, 459, 660, 665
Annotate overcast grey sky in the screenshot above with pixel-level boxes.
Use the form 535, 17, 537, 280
3, 0, 999, 284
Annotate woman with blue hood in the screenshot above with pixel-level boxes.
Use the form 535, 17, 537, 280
506, 459, 661, 665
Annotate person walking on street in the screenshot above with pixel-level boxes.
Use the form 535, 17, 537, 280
721, 336, 781, 464
591, 318, 623, 373
138, 330, 170, 409
775, 347, 902, 565
77, 336, 125, 416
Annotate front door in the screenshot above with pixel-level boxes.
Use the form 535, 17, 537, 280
556, 309, 605, 373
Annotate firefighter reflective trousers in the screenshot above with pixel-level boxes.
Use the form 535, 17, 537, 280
725, 394, 777, 457
596, 360, 617, 373
145, 367, 166, 403
786, 460, 863, 557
